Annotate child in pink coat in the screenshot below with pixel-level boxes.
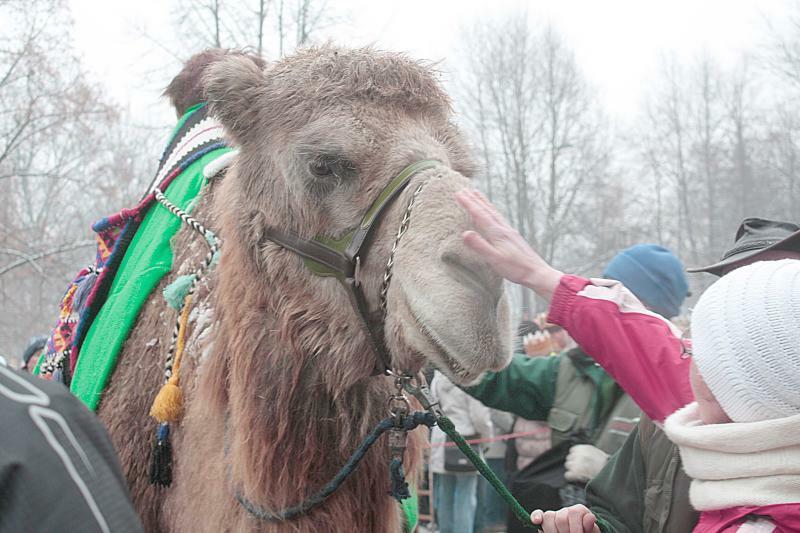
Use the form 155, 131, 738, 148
455, 190, 800, 533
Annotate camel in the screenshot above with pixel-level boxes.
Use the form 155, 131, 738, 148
95, 46, 512, 532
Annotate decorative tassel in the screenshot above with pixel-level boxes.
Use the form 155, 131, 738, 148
150, 379, 184, 422
147, 184, 223, 489
162, 274, 196, 311
148, 294, 192, 487
149, 422, 173, 486
389, 457, 411, 501
73, 270, 98, 312
51, 366, 64, 384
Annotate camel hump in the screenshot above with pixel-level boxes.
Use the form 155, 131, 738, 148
164, 48, 266, 118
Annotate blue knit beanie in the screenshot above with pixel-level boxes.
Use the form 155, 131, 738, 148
602, 244, 689, 319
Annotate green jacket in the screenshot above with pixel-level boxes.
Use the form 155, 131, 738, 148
587, 416, 698, 533
465, 348, 623, 442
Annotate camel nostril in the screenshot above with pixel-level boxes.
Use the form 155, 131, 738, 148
441, 248, 502, 301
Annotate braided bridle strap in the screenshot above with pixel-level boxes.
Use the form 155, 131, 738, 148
379, 180, 430, 317
154, 188, 220, 382
147, 187, 222, 487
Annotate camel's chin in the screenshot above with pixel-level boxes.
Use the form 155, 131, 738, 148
432, 361, 485, 387
430, 339, 510, 385
418, 330, 482, 384
397, 308, 510, 386
387, 278, 512, 384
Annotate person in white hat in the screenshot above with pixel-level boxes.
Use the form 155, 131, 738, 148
454, 189, 800, 533
587, 216, 800, 533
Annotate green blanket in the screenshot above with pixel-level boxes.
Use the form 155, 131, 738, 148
71, 145, 230, 410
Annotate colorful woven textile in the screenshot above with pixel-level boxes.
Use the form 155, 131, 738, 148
39, 104, 229, 407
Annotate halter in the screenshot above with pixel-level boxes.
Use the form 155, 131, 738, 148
262, 159, 440, 375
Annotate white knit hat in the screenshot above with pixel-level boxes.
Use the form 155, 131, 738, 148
691, 259, 800, 422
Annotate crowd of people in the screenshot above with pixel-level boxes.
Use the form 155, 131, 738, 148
427, 239, 693, 532
443, 190, 800, 533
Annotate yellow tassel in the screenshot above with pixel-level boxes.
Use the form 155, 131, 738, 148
149, 294, 193, 423
150, 380, 184, 422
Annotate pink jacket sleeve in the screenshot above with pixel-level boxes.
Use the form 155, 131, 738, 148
547, 274, 694, 423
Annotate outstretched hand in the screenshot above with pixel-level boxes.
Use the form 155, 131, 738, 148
531, 505, 601, 533
455, 189, 562, 301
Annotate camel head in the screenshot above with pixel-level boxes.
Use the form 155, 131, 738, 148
204, 46, 512, 385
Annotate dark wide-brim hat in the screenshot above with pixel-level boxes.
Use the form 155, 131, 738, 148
687, 218, 800, 276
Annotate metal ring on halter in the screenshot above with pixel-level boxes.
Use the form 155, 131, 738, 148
395, 371, 422, 393
401, 377, 442, 417
387, 394, 411, 418
385, 368, 413, 383
387, 368, 411, 386
405, 372, 422, 387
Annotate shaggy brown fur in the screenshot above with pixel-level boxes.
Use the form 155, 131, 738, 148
98, 190, 218, 529
98, 46, 512, 532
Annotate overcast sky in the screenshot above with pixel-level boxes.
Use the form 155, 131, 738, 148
68, 0, 791, 125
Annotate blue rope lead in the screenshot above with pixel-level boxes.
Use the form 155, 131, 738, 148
236, 411, 436, 521
389, 457, 411, 501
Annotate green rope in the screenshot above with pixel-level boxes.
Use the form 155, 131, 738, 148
437, 415, 539, 530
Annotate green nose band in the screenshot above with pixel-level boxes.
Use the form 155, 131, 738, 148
302, 159, 441, 278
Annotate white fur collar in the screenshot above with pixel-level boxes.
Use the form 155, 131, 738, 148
664, 403, 800, 510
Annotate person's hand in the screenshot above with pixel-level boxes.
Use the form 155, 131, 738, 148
455, 189, 563, 301
531, 505, 601, 533
564, 444, 610, 483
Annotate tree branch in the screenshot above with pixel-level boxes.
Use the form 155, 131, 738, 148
0, 240, 95, 278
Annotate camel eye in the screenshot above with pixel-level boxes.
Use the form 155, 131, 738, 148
305, 154, 357, 195
308, 155, 356, 180
309, 157, 334, 178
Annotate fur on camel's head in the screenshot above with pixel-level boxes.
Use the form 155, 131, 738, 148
203, 45, 512, 386
204, 46, 510, 387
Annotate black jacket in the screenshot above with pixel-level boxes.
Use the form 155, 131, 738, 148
0, 363, 142, 532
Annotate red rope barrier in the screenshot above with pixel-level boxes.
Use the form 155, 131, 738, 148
425, 427, 550, 448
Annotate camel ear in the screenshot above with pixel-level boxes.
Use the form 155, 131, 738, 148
203, 55, 266, 145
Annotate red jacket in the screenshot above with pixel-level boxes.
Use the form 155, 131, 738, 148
547, 275, 800, 533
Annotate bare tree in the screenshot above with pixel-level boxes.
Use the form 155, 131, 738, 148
762, 106, 800, 221
455, 15, 614, 313
170, 0, 339, 59
631, 54, 759, 267
0, 0, 156, 358
256, 0, 271, 55
726, 60, 759, 225
172, 0, 231, 49
759, 2, 800, 222
277, 0, 286, 56
763, 1, 800, 92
